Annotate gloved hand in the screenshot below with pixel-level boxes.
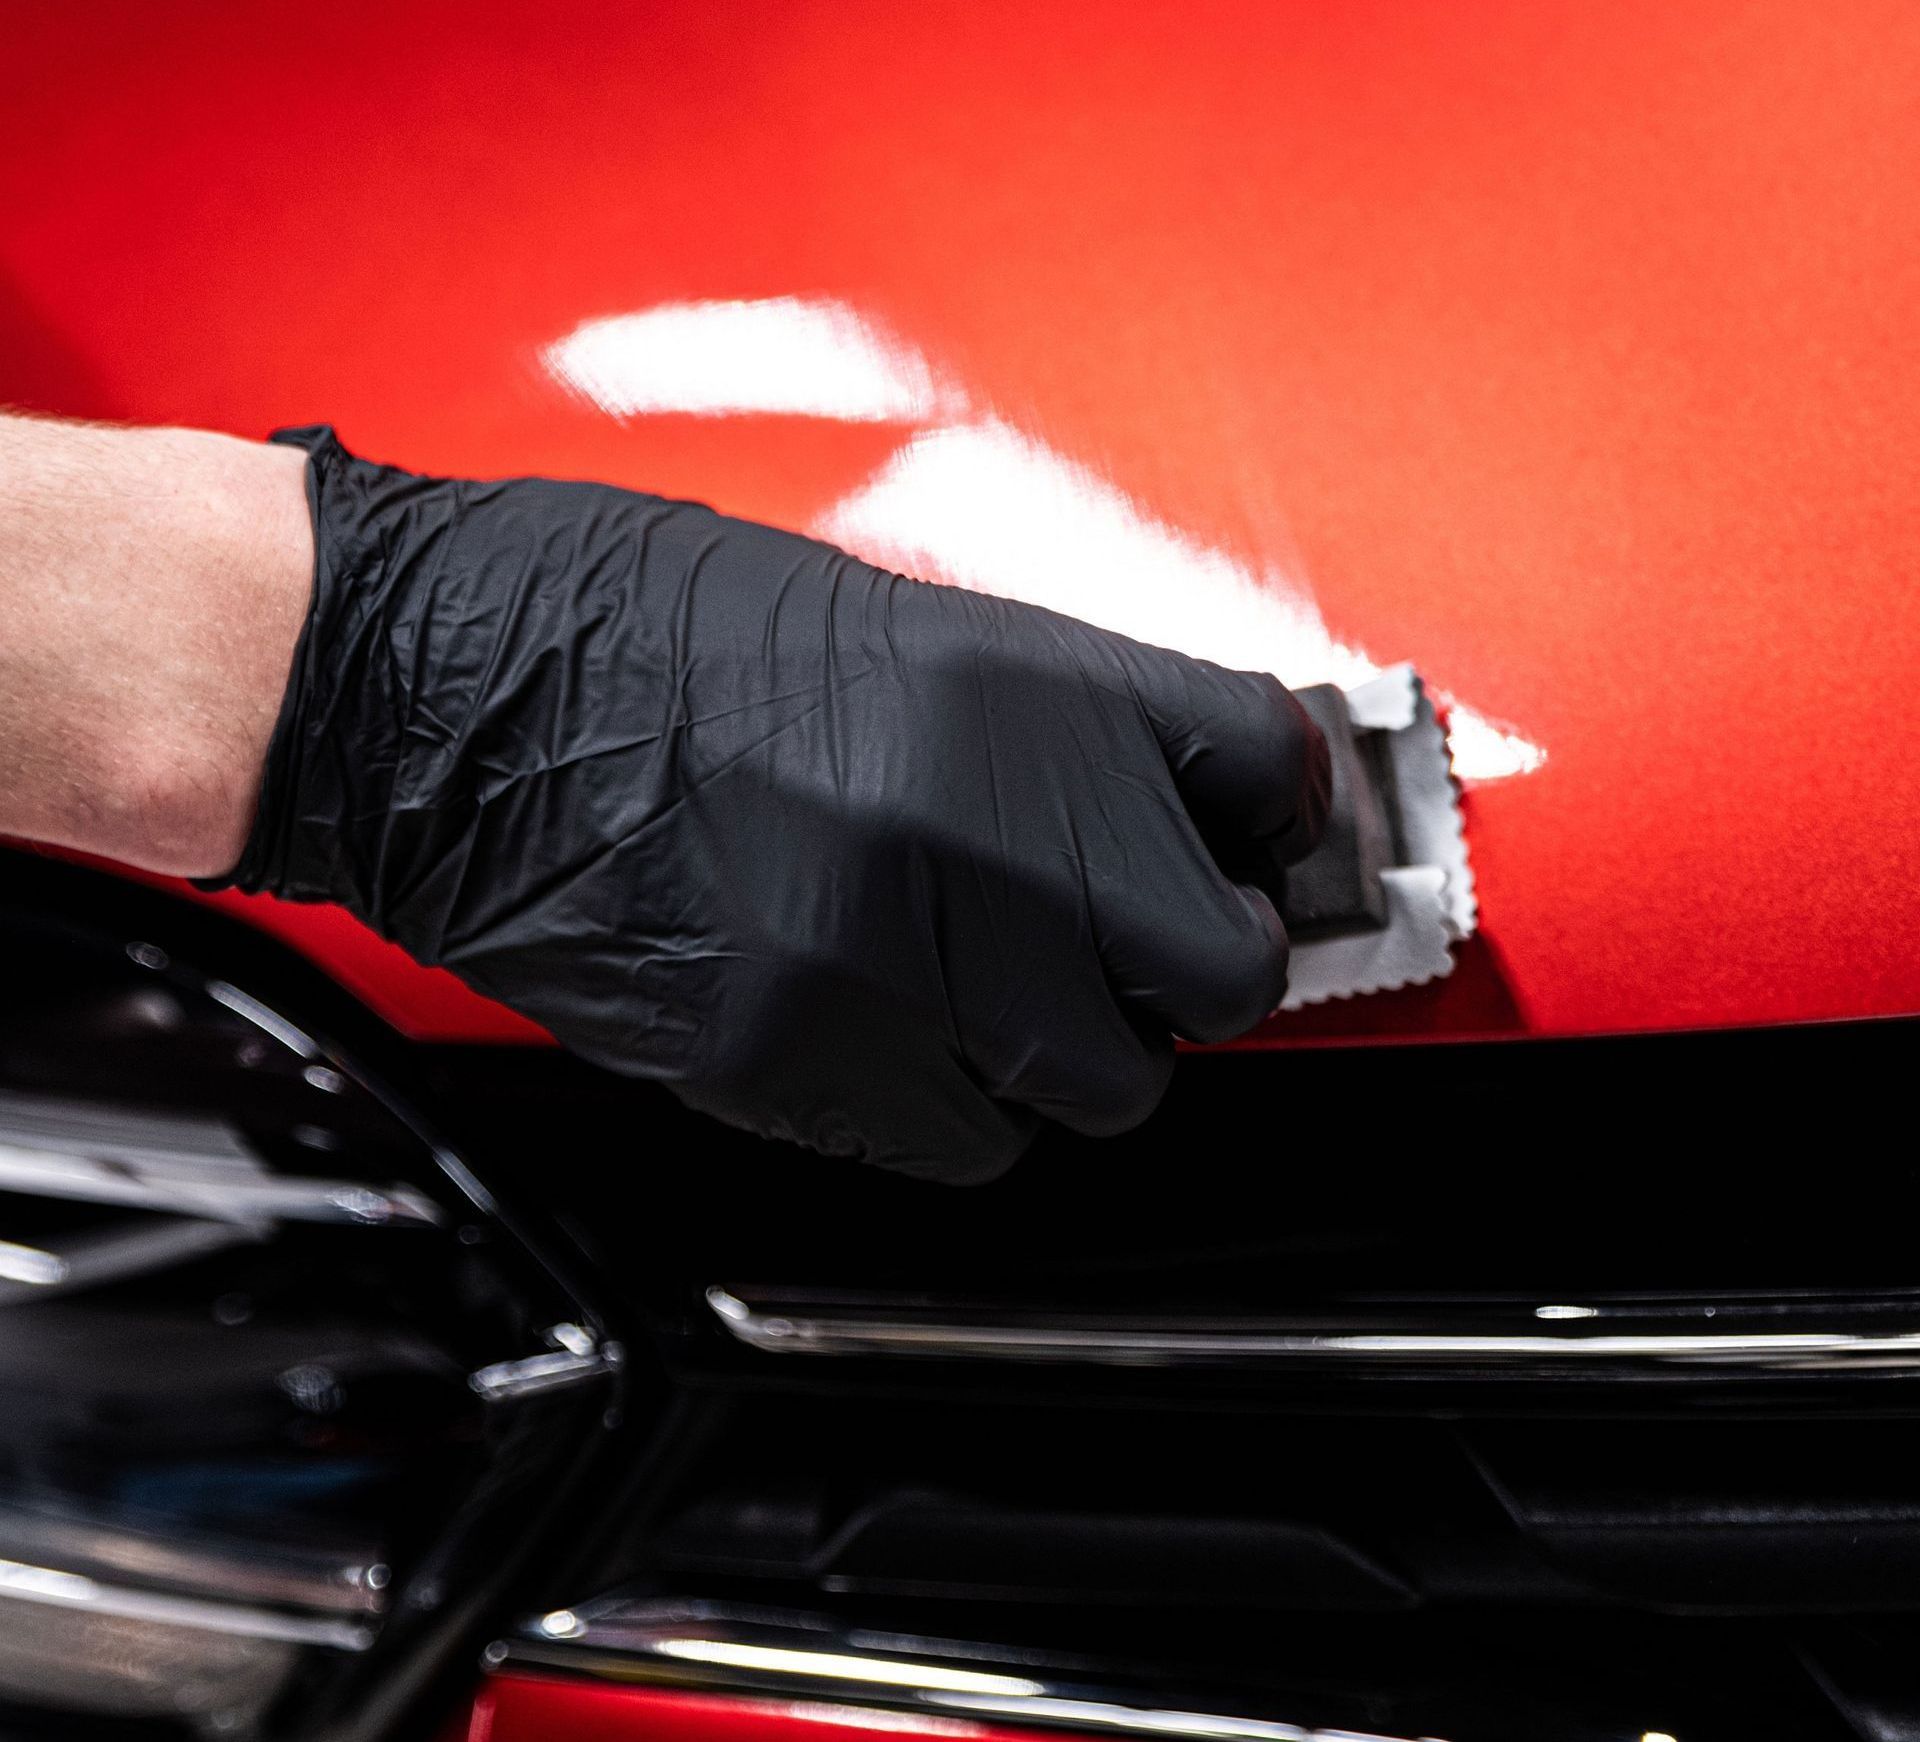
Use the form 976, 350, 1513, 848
210, 427, 1329, 1183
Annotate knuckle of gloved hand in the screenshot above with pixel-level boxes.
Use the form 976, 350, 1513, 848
1064, 1045, 1176, 1138
1187, 671, 1325, 842
896, 1124, 1034, 1187
682, 982, 799, 1126
862, 1085, 1037, 1184
803, 1106, 870, 1160
688, 1043, 872, 1165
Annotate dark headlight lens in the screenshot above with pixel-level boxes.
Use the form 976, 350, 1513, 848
0, 875, 619, 1738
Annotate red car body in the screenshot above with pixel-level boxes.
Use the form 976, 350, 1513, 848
5, 6, 1920, 1739
8, 0, 1920, 1051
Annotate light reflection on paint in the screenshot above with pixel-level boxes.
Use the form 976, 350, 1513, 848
548, 299, 1543, 782
930, 1693, 1432, 1742
815, 417, 1544, 782
817, 417, 1380, 692
545, 299, 962, 423
648, 1639, 1044, 1697
776, 1704, 987, 1737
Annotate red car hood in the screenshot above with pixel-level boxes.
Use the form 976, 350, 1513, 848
5, 0, 1918, 1045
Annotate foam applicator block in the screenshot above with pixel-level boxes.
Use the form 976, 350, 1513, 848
1278, 684, 1394, 936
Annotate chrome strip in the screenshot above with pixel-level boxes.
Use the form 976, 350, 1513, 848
0, 1090, 443, 1228
0, 1238, 65, 1287
0, 1556, 374, 1650
705, 1286, 1920, 1373
204, 980, 321, 1060
0, 1507, 387, 1617
470, 1324, 624, 1401
0, 1217, 257, 1304
492, 1600, 1452, 1742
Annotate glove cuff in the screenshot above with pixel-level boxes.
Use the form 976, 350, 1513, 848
193, 424, 394, 914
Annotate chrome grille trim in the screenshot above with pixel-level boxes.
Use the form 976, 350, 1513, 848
705, 1286, 1920, 1374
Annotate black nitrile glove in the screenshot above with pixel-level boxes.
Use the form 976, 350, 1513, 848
210, 427, 1329, 1183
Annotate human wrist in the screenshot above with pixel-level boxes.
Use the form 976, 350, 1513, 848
123, 433, 314, 879
0, 416, 314, 879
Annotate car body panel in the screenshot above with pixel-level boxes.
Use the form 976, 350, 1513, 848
5, 0, 1919, 1044
455, 1681, 1074, 1742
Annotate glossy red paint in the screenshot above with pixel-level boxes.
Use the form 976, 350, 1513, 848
460, 1677, 1059, 1742
4, 1, 1919, 1044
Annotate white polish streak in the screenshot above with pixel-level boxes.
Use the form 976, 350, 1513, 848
542, 301, 1543, 782
814, 418, 1544, 781
1441, 706, 1548, 782
545, 299, 964, 423
817, 418, 1378, 690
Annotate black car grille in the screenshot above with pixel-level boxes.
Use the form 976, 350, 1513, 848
7, 845, 1919, 1742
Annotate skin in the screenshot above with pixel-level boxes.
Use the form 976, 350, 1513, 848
0, 412, 312, 877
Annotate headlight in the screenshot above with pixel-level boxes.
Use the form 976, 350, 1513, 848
0, 854, 622, 1739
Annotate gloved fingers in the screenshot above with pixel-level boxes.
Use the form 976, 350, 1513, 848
669, 976, 1041, 1187
1115, 640, 1331, 869
1096, 841, 1293, 1045
870, 1094, 1040, 1186
671, 1071, 1037, 1187
969, 987, 1178, 1140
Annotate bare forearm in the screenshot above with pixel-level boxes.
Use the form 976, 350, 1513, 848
0, 413, 312, 876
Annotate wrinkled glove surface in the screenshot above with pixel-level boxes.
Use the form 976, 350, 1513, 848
211, 427, 1328, 1183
